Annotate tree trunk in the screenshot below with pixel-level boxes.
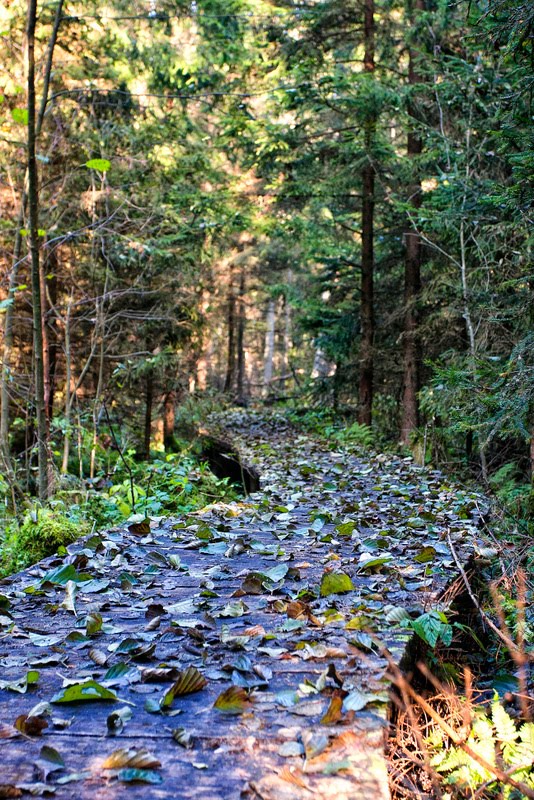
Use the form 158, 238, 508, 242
224, 263, 236, 393
144, 372, 153, 461
0, 0, 63, 478
400, 4, 425, 446
163, 390, 176, 451
27, 0, 49, 501
263, 298, 276, 393
358, 0, 375, 427
236, 266, 247, 404
280, 270, 293, 391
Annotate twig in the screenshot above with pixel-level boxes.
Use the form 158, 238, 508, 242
445, 530, 522, 656
102, 402, 136, 513
384, 653, 534, 799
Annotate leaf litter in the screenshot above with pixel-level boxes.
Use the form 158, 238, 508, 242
0, 410, 485, 797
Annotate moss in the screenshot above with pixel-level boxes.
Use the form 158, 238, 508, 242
6, 513, 86, 573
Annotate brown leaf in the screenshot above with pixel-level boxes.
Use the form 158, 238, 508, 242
128, 519, 151, 536
213, 686, 251, 715
141, 667, 181, 683
0, 725, 19, 740
160, 666, 207, 708
0, 786, 23, 798
15, 715, 48, 736
102, 748, 161, 770
277, 766, 311, 791
242, 625, 266, 637
320, 694, 344, 725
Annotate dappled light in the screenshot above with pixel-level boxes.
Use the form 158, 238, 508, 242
0, 0, 532, 797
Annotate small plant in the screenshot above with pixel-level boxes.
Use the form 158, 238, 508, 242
428, 694, 534, 798
3, 511, 87, 574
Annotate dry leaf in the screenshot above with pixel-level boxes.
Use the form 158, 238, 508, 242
102, 748, 161, 770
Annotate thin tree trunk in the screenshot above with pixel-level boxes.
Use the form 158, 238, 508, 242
280, 281, 292, 391
358, 0, 375, 427
236, 266, 246, 404
0, 0, 63, 475
163, 390, 176, 451
263, 298, 276, 393
400, 2, 425, 446
224, 263, 236, 393
144, 372, 153, 461
61, 297, 72, 474
27, 0, 49, 501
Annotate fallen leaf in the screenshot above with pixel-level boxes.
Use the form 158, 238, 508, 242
320, 694, 344, 725
213, 686, 251, 715
51, 679, 118, 704
15, 715, 48, 736
160, 667, 207, 708
102, 748, 161, 770
320, 571, 354, 597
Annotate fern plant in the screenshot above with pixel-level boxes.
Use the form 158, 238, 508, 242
428, 693, 534, 798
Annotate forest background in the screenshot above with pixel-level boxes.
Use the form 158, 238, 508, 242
0, 0, 532, 549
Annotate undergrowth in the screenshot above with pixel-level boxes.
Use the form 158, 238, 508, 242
0, 446, 239, 579
387, 559, 533, 800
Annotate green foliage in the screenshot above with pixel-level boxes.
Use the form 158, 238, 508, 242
429, 696, 534, 798
1, 511, 86, 575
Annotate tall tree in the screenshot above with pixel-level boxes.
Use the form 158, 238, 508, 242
358, 0, 375, 426
26, 0, 49, 500
400, 0, 425, 446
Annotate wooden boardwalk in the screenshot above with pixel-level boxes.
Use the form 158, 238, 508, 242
0, 412, 484, 799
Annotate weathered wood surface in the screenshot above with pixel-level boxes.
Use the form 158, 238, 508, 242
0, 411, 485, 798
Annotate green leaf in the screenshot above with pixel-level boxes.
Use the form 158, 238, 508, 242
11, 108, 28, 124
40, 564, 91, 585
85, 158, 111, 172
410, 611, 451, 648
51, 679, 118, 703
0, 669, 39, 693
320, 571, 354, 597
86, 612, 103, 635
336, 521, 355, 537
117, 769, 163, 784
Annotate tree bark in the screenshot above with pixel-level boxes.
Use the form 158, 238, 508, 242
223, 263, 236, 393
163, 390, 176, 451
0, 0, 63, 478
144, 372, 153, 461
263, 298, 276, 393
400, 3, 425, 446
358, 0, 375, 427
27, 0, 50, 501
236, 265, 247, 404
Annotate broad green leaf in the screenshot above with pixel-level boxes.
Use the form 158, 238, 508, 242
40, 564, 91, 586
51, 679, 118, 703
320, 571, 354, 597
85, 158, 111, 172
11, 108, 28, 124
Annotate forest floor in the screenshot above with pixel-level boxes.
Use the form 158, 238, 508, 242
0, 411, 486, 799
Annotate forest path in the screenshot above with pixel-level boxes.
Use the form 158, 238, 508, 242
0, 411, 485, 799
